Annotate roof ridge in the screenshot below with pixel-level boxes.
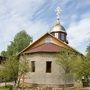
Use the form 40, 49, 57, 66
18, 32, 49, 55
49, 33, 83, 55
18, 32, 84, 56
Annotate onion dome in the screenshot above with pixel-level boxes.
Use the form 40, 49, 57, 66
50, 7, 68, 44
51, 20, 66, 33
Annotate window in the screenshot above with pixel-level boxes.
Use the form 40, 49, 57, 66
61, 33, 65, 41
55, 33, 58, 38
31, 61, 35, 72
46, 61, 52, 73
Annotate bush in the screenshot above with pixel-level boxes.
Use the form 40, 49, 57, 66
5, 85, 13, 90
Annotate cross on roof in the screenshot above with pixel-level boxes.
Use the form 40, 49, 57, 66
55, 7, 62, 20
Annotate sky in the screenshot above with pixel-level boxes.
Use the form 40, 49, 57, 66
0, 0, 90, 55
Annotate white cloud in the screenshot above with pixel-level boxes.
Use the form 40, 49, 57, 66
0, 17, 49, 51
0, 0, 90, 55
67, 16, 90, 54
0, 0, 48, 52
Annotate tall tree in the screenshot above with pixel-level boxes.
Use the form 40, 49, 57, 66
0, 56, 19, 86
0, 55, 30, 89
1, 51, 7, 57
57, 48, 81, 89
1, 30, 32, 57
81, 44, 90, 86
75, 44, 90, 87
56, 48, 78, 90
0, 30, 32, 89
17, 54, 30, 90
67, 44, 90, 87
86, 44, 90, 59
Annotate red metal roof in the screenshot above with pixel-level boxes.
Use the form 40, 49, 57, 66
24, 43, 62, 54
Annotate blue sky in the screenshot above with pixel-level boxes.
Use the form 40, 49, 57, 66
0, 0, 90, 55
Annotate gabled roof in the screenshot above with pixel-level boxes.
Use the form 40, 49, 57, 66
18, 32, 83, 55
24, 43, 63, 54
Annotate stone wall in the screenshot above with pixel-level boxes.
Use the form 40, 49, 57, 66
20, 53, 73, 87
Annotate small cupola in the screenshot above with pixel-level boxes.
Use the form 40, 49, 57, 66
50, 7, 68, 44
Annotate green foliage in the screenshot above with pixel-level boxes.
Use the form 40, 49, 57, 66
0, 55, 30, 87
56, 48, 77, 74
79, 59, 90, 77
19, 55, 30, 75
0, 56, 19, 84
17, 54, 30, 87
78, 44, 90, 79
0, 30, 32, 88
1, 51, 7, 57
0, 85, 13, 90
85, 44, 90, 77
0, 87, 9, 90
74, 44, 90, 82
5, 85, 13, 90
86, 44, 90, 59
71, 55, 85, 79
56, 46, 90, 83
56, 48, 87, 83
56, 48, 79, 89
1, 30, 32, 56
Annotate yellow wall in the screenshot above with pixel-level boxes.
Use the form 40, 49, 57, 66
26, 34, 70, 51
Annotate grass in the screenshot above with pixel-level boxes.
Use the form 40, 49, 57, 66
0, 85, 12, 90
0, 87, 9, 90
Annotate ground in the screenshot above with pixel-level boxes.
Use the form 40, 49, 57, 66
0, 87, 9, 90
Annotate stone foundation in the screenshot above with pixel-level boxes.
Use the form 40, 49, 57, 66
19, 82, 73, 88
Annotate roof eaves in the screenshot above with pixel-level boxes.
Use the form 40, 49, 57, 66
49, 33, 84, 55
18, 32, 50, 55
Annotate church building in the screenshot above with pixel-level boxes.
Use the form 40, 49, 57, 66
19, 7, 81, 88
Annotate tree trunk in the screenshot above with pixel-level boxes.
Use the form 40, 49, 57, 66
17, 73, 23, 88
22, 74, 25, 90
5, 80, 7, 87
62, 73, 67, 90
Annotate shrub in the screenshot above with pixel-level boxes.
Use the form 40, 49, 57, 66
5, 85, 13, 90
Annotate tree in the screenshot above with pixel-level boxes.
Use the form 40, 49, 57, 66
1, 30, 32, 57
79, 59, 90, 84
17, 54, 30, 90
79, 44, 90, 86
67, 44, 90, 87
56, 48, 78, 90
0, 55, 30, 90
0, 56, 19, 86
59, 44, 90, 88
86, 44, 90, 58
1, 51, 7, 57
0, 65, 9, 86
74, 44, 90, 87
0, 30, 32, 89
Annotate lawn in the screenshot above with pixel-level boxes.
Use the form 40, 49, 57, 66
0, 87, 9, 90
